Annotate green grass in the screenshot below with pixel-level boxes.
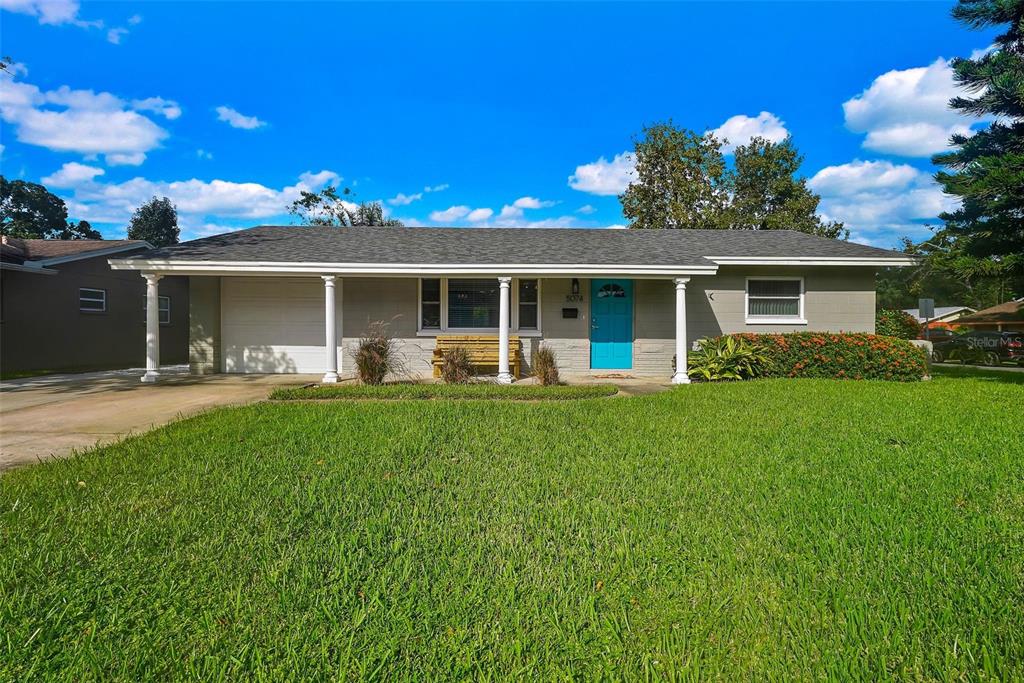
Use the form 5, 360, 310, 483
931, 363, 1024, 384
2, 377, 1022, 679
269, 382, 619, 401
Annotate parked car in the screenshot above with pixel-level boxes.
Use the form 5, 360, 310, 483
918, 328, 957, 344
932, 331, 1024, 366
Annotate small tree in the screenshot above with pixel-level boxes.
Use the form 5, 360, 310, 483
288, 185, 403, 227
127, 197, 179, 247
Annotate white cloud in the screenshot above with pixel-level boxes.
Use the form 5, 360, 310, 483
215, 105, 266, 130
809, 159, 958, 243
0, 72, 172, 165
843, 57, 987, 157
425, 183, 449, 193
44, 166, 342, 232
712, 111, 789, 153
466, 208, 493, 222
568, 151, 635, 196
429, 205, 471, 222
196, 149, 214, 160
41, 161, 105, 186
106, 27, 128, 44
0, 0, 99, 27
127, 13, 141, 25
388, 191, 423, 206
512, 196, 555, 210
576, 204, 596, 215
131, 96, 181, 120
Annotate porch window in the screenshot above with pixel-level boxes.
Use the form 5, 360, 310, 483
746, 278, 805, 323
448, 278, 499, 328
79, 288, 106, 313
518, 279, 538, 329
141, 295, 172, 325
420, 278, 441, 329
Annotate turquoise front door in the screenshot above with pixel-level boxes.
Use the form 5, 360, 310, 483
590, 279, 633, 370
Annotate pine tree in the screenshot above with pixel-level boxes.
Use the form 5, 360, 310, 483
932, 0, 1024, 270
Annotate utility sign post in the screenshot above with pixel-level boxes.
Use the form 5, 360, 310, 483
919, 298, 934, 341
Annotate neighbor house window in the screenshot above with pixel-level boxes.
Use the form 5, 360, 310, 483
518, 279, 538, 329
420, 278, 441, 329
746, 278, 804, 322
448, 278, 499, 328
141, 295, 172, 325
79, 288, 106, 313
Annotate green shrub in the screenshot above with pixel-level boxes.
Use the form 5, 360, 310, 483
532, 346, 560, 386
735, 332, 927, 381
687, 336, 771, 382
440, 346, 474, 384
353, 321, 405, 385
875, 309, 920, 339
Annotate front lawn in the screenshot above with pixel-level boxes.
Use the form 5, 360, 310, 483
2, 377, 1022, 679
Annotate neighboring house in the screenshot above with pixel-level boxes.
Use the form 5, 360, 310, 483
109, 225, 916, 384
954, 298, 1024, 332
902, 306, 976, 326
1, 237, 189, 374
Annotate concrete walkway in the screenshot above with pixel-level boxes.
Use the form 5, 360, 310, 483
0, 368, 317, 472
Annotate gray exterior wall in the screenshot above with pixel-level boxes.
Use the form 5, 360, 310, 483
194, 268, 876, 379
0, 250, 189, 374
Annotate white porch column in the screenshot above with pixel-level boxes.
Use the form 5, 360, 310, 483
497, 276, 513, 384
672, 277, 691, 385
141, 273, 162, 383
322, 275, 339, 384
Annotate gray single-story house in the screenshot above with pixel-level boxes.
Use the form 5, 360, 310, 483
109, 225, 916, 384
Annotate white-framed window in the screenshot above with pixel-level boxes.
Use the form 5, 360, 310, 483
79, 288, 107, 313
745, 277, 806, 324
418, 277, 541, 335
141, 295, 172, 325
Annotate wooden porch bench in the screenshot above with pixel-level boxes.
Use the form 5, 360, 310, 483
431, 335, 522, 378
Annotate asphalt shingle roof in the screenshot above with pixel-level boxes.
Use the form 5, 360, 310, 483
128, 226, 908, 266
1, 237, 147, 262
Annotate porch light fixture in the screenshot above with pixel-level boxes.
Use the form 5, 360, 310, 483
571, 278, 580, 296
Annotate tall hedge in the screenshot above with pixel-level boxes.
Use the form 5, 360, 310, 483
735, 332, 927, 381
875, 309, 920, 339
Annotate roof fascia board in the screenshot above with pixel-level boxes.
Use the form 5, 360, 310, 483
0, 262, 59, 275
708, 256, 919, 267
107, 259, 719, 277
39, 242, 154, 267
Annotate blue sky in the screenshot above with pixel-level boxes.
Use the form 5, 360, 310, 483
0, 1, 995, 247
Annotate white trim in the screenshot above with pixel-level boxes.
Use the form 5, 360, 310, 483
40, 241, 153, 267
417, 276, 543, 335
107, 259, 719, 277
709, 256, 918, 267
744, 276, 806, 325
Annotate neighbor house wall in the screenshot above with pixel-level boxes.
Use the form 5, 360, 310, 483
0, 251, 188, 374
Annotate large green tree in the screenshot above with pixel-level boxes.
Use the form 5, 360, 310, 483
620, 122, 845, 238
619, 122, 730, 230
0, 177, 101, 239
288, 186, 403, 227
932, 0, 1024, 269
728, 137, 848, 239
127, 197, 180, 248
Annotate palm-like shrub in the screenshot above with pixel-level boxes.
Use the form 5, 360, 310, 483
687, 336, 771, 382
532, 346, 560, 386
440, 346, 474, 384
353, 321, 405, 385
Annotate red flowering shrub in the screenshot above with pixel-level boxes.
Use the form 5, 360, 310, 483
730, 332, 927, 381
875, 309, 920, 339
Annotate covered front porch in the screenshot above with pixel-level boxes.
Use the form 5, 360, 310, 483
136, 272, 707, 385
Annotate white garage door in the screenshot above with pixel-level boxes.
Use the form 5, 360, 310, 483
221, 277, 339, 374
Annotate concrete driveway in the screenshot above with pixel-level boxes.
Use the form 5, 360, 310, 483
0, 367, 318, 472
